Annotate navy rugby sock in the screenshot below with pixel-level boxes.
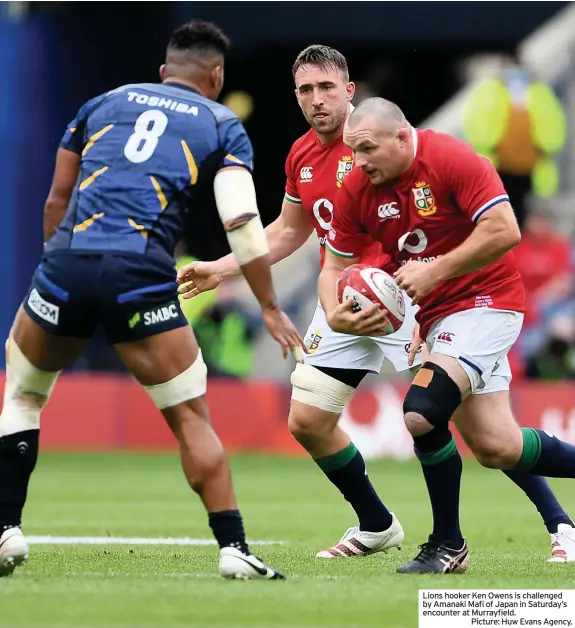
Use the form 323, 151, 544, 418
515, 428, 575, 479
0, 430, 39, 531
315, 443, 393, 532
414, 430, 464, 549
503, 470, 572, 533
208, 509, 249, 554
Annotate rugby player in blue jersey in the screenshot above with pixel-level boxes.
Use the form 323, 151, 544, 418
0, 20, 303, 580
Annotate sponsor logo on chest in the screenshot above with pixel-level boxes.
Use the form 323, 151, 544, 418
377, 202, 400, 222
336, 156, 353, 188
300, 166, 313, 182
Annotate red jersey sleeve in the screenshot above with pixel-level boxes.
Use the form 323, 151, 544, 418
325, 180, 367, 259
445, 141, 509, 224
284, 150, 301, 204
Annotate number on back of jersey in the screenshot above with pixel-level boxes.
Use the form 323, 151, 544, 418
124, 110, 169, 164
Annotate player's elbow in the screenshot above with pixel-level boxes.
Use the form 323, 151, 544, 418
482, 202, 521, 253
226, 216, 269, 266
496, 222, 521, 252
44, 193, 66, 216
480, 212, 521, 255
222, 213, 258, 232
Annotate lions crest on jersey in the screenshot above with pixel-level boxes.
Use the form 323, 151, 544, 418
412, 181, 437, 216
336, 156, 353, 188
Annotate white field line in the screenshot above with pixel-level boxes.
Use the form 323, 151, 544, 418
64, 571, 349, 581
27, 535, 284, 546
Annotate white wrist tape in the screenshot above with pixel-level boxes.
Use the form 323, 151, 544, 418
214, 168, 269, 265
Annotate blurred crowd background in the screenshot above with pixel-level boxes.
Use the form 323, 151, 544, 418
1, 1, 574, 386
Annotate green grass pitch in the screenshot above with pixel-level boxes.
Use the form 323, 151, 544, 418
2, 453, 575, 627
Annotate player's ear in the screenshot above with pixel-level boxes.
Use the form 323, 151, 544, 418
211, 64, 224, 96
397, 127, 410, 145
159, 64, 167, 81
346, 81, 356, 103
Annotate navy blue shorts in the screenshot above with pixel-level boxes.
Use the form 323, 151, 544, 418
23, 252, 188, 344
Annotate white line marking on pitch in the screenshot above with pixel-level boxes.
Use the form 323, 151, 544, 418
66, 572, 348, 581
27, 536, 284, 546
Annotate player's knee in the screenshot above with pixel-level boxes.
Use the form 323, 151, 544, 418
403, 362, 462, 436
145, 350, 208, 410
288, 402, 336, 444
1, 337, 59, 437
290, 363, 354, 417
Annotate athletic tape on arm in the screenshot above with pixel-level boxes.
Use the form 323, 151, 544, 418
214, 168, 269, 265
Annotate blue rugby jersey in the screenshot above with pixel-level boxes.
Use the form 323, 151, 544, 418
47, 82, 253, 262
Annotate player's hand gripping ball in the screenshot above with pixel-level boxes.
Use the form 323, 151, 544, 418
337, 264, 405, 335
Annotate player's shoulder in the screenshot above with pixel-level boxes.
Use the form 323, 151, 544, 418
419, 128, 478, 163
286, 128, 317, 164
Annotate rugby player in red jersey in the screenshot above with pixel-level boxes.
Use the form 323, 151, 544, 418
321, 97, 575, 573
180, 55, 575, 566
179, 46, 415, 558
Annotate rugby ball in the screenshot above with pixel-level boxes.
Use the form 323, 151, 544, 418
337, 264, 405, 335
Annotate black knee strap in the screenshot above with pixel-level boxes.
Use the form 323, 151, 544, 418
413, 426, 453, 454
403, 362, 462, 429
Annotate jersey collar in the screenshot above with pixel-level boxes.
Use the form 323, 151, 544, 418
392, 126, 421, 191
162, 81, 202, 96
411, 126, 418, 158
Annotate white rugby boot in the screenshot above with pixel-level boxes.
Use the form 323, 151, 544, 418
0, 527, 29, 576
316, 512, 404, 558
218, 546, 286, 580
548, 523, 575, 562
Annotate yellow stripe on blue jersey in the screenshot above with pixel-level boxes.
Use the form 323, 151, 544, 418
128, 217, 148, 239
225, 154, 244, 165
150, 176, 168, 210
79, 166, 109, 191
82, 124, 114, 155
73, 212, 105, 233
181, 140, 198, 185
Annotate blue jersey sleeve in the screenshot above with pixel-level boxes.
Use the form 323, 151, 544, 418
219, 117, 254, 172
59, 93, 108, 155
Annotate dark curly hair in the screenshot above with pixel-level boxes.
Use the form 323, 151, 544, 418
167, 20, 231, 57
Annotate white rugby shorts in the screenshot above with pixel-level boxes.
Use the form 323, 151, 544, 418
302, 293, 420, 374
426, 308, 524, 395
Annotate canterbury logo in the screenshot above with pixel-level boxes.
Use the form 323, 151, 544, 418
437, 332, 454, 343
300, 166, 313, 181
378, 203, 399, 220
